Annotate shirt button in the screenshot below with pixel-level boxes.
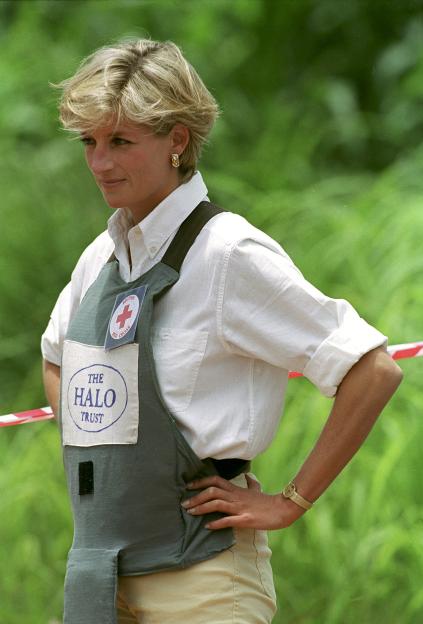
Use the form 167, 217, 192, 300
150, 246, 157, 255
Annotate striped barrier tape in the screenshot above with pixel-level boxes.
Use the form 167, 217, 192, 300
1, 341, 422, 428
0, 406, 53, 428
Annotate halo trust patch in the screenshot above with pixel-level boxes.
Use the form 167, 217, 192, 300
105, 285, 147, 350
61, 341, 139, 446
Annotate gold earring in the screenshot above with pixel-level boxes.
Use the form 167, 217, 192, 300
171, 153, 180, 168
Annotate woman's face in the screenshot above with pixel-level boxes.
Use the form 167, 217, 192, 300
81, 120, 186, 223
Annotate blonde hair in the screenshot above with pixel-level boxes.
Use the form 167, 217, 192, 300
55, 39, 220, 182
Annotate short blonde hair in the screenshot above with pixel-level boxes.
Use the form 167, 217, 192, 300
56, 39, 220, 182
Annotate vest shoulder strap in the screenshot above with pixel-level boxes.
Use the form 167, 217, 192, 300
161, 201, 226, 273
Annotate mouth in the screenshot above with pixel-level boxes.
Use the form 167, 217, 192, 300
98, 179, 126, 188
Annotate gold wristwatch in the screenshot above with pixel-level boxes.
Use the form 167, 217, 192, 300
282, 481, 313, 510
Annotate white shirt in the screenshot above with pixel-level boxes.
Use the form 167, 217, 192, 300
41, 172, 387, 460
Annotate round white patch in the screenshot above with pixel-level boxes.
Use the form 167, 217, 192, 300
109, 294, 140, 340
67, 363, 128, 433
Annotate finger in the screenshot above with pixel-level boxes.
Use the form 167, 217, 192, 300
245, 474, 261, 492
182, 485, 233, 509
185, 500, 237, 516
186, 475, 234, 491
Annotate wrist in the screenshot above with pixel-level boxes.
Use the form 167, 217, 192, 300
276, 492, 306, 527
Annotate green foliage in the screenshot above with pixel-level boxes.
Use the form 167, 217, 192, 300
1, 1, 422, 622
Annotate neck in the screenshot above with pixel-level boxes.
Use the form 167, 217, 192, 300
127, 175, 182, 225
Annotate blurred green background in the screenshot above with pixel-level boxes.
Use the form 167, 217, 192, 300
1, 0, 422, 622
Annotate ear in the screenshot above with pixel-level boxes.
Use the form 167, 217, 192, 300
169, 123, 190, 154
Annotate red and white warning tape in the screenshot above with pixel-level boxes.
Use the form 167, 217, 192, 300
1, 341, 422, 428
0, 406, 54, 428
386, 341, 423, 360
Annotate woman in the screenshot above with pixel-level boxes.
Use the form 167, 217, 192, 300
41, 39, 402, 624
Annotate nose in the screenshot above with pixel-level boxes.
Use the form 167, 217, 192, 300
86, 145, 114, 176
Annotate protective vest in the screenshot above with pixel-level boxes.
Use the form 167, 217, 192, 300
60, 202, 248, 624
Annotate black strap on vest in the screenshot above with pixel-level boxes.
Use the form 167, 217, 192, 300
211, 458, 251, 481
161, 200, 251, 481
161, 201, 224, 272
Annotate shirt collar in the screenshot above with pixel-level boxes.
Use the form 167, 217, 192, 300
107, 171, 208, 260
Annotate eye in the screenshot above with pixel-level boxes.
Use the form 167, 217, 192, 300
80, 137, 95, 146
111, 136, 131, 146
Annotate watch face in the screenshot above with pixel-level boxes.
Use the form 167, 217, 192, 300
284, 482, 296, 497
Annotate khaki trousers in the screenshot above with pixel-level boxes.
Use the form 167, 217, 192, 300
117, 474, 277, 623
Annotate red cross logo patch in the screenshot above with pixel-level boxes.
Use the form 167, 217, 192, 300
109, 294, 140, 340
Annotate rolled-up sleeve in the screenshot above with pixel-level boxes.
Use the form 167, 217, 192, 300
218, 237, 387, 397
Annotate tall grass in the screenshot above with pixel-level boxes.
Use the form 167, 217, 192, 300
0, 424, 70, 623
1, 139, 422, 622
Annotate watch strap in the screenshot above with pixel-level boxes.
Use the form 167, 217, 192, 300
282, 481, 313, 510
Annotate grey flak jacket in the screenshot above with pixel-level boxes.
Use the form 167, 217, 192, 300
60, 203, 248, 624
